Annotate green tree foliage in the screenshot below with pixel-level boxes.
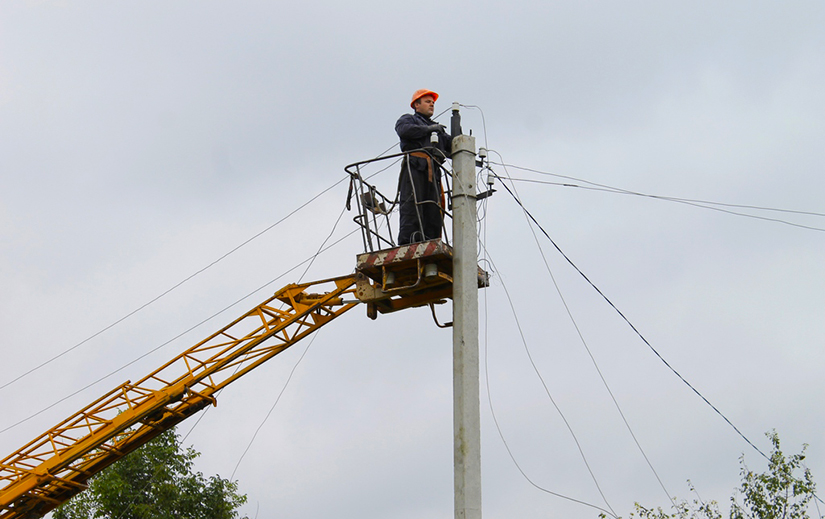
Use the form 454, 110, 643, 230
606, 432, 818, 519
53, 429, 248, 519
730, 431, 816, 519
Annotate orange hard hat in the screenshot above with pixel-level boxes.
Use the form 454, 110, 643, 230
410, 89, 439, 108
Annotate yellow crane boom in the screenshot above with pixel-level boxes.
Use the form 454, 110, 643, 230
0, 275, 358, 519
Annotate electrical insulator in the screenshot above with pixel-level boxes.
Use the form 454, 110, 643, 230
430, 132, 438, 144
486, 171, 495, 186
451, 102, 462, 136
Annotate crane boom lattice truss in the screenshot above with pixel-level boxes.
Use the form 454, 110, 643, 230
0, 275, 358, 519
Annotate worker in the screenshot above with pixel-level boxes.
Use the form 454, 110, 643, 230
395, 89, 453, 245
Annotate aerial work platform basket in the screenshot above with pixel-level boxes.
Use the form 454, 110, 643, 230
354, 238, 489, 319
345, 153, 489, 320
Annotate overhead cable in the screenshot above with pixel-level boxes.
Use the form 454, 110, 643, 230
230, 205, 349, 479
481, 269, 618, 518
495, 155, 677, 510
493, 171, 770, 461
492, 163, 825, 233
0, 228, 359, 436
480, 248, 618, 519
475, 182, 617, 518
0, 176, 351, 393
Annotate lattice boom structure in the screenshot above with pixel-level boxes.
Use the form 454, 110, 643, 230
0, 276, 358, 519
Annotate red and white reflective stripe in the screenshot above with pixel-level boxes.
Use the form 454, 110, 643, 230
358, 240, 443, 268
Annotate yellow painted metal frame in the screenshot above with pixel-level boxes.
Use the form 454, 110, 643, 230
0, 275, 357, 519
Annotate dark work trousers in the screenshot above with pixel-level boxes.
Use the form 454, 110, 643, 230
398, 159, 442, 245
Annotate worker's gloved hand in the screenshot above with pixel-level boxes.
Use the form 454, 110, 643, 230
428, 124, 446, 133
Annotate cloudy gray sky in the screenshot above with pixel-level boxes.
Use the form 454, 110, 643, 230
1, 1, 824, 518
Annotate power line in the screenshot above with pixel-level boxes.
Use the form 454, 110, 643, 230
490, 163, 825, 233
496, 157, 678, 510
480, 248, 618, 519
492, 170, 770, 461
491, 162, 825, 218
0, 176, 350, 393
476, 183, 618, 517
230, 332, 318, 482
230, 205, 349, 479
0, 229, 359, 436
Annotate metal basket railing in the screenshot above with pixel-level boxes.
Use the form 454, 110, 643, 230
345, 149, 452, 253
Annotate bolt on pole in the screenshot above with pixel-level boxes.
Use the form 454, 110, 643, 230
451, 120, 481, 519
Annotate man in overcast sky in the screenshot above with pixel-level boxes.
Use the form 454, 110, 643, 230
395, 89, 453, 245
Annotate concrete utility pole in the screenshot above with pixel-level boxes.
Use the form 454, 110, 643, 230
451, 112, 481, 519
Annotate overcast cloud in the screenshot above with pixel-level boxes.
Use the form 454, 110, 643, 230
1, 1, 824, 518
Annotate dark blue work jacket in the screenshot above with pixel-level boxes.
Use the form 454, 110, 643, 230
395, 112, 453, 166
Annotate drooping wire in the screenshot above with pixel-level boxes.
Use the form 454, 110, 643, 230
230, 331, 319, 482
491, 164, 825, 233
495, 163, 825, 218
491, 168, 770, 461
0, 228, 359, 436
230, 205, 349, 479
479, 247, 618, 518
494, 249, 617, 515
493, 155, 677, 509
458, 104, 490, 153
0, 176, 351, 393
474, 167, 617, 515
476, 187, 600, 512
